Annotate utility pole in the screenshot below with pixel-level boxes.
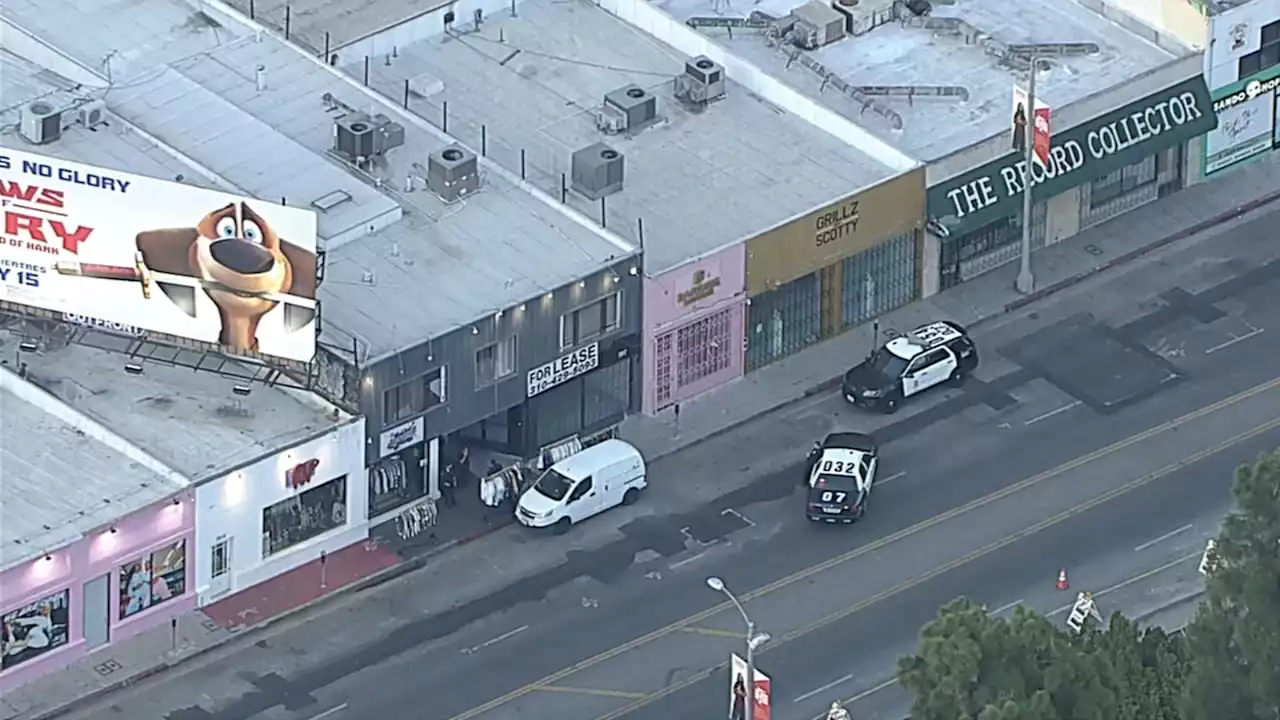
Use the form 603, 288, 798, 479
1015, 55, 1038, 295
1008, 42, 1102, 294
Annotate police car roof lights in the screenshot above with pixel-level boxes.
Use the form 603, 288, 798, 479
907, 321, 963, 349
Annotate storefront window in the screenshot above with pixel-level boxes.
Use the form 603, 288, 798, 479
582, 358, 630, 429
532, 379, 584, 449
2, 589, 70, 670
119, 539, 188, 620
745, 273, 821, 371
841, 232, 918, 328
263, 476, 348, 557
673, 308, 734, 390
368, 444, 428, 516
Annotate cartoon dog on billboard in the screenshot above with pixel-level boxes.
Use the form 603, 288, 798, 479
57, 202, 316, 354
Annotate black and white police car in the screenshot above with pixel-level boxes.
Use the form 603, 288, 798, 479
842, 321, 978, 413
805, 432, 878, 523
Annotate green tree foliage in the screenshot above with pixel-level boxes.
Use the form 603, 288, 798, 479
1181, 448, 1280, 720
899, 447, 1280, 720
899, 597, 1187, 719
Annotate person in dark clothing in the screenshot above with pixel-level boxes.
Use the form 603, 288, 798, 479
730, 673, 747, 720
440, 461, 457, 507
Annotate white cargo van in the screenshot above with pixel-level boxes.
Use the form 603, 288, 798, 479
515, 439, 646, 533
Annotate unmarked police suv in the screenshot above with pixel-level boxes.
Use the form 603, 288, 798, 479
806, 432, 878, 523
842, 321, 979, 413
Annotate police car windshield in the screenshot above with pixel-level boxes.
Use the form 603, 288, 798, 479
870, 349, 909, 379
534, 469, 574, 501
813, 474, 860, 492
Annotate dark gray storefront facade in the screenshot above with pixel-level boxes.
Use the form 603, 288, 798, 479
358, 260, 643, 520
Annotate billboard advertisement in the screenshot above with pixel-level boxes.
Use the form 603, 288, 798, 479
730, 653, 771, 720
0, 148, 319, 362
1012, 84, 1052, 168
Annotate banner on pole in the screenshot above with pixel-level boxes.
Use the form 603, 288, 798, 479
730, 653, 772, 720
1012, 84, 1052, 167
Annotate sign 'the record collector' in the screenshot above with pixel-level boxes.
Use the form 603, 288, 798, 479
0, 149, 320, 362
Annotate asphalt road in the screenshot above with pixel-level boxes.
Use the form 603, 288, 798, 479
55, 210, 1280, 720
284, 255, 1280, 720
622, 421, 1274, 720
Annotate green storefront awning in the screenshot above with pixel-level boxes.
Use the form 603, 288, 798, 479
927, 75, 1218, 236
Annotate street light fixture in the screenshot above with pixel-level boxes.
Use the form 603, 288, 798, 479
707, 577, 770, 716
1010, 42, 1102, 295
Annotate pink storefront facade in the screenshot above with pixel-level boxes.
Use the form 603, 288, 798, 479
0, 491, 196, 693
642, 243, 747, 414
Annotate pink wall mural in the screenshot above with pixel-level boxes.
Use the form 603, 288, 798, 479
0, 492, 196, 694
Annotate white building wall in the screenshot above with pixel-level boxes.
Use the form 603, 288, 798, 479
1207, 0, 1280, 88
193, 418, 368, 605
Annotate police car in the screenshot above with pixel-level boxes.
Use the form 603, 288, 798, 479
806, 432, 878, 523
842, 321, 978, 413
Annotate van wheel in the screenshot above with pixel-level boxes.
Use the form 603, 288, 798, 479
553, 518, 572, 535
623, 488, 641, 506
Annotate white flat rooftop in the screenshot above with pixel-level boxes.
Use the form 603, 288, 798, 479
6, 0, 638, 360
0, 52, 225, 195
0, 325, 340, 484
0, 368, 183, 571
351, 0, 899, 274
660, 0, 1179, 160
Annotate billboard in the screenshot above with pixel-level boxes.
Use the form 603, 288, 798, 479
0, 148, 319, 362
730, 653, 771, 720
1012, 84, 1052, 168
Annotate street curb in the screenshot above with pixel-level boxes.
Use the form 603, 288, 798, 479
1131, 588, 1207, 627
647, 188, 1280, 465
20, 526, 503, 720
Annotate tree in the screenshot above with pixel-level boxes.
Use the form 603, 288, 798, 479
899, 598, 1187, 720
1182, 448, 1280, 720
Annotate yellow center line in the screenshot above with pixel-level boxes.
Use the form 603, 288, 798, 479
810, 549, 1206, 719
590, 415, 1280, 720
444, 376, 1280, 720
530, 685, 649, 699
679, 627, 748, 639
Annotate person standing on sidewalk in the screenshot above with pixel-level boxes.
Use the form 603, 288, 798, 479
440, 457, 458, 507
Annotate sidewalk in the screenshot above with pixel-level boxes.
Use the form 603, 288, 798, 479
5, 155, 1278, 720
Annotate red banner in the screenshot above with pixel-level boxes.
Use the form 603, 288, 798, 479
730, 654, 772, 720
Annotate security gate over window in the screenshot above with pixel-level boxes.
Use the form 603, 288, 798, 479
653, 307, 735, 411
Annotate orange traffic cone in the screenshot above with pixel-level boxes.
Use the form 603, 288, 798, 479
1056, 568, 1070, 590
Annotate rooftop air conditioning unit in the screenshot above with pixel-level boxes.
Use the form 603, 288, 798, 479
601, 84, 659, 134
675, 56, 726, 106
20, 101, 62, 145
794, 1, 846, 46
427, 145, 480, 202
596, 104, 628, 134
369, 113, 406, 155
571, 142, 624, 200
830, 0, 896, 35
334, 114, 376, 160
78, 100, 107, 129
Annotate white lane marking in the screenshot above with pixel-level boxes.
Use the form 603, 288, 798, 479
1133, 523, 1194, 553
793, 673, 855, 703
722, 508, 756, 527
1205, 327, 1264, 354
1025, 402, 1082, 426
308, 704, 349, 720
988, 599, 1024, 615
460, 625, 529, 655
877, 471, 907, 486
669, 550, 710, 570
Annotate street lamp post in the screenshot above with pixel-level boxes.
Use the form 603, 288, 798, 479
1015, 54, 1038, 295
707, 576, 769, 718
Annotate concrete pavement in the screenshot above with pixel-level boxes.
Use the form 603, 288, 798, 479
38, 193, 1280, 720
